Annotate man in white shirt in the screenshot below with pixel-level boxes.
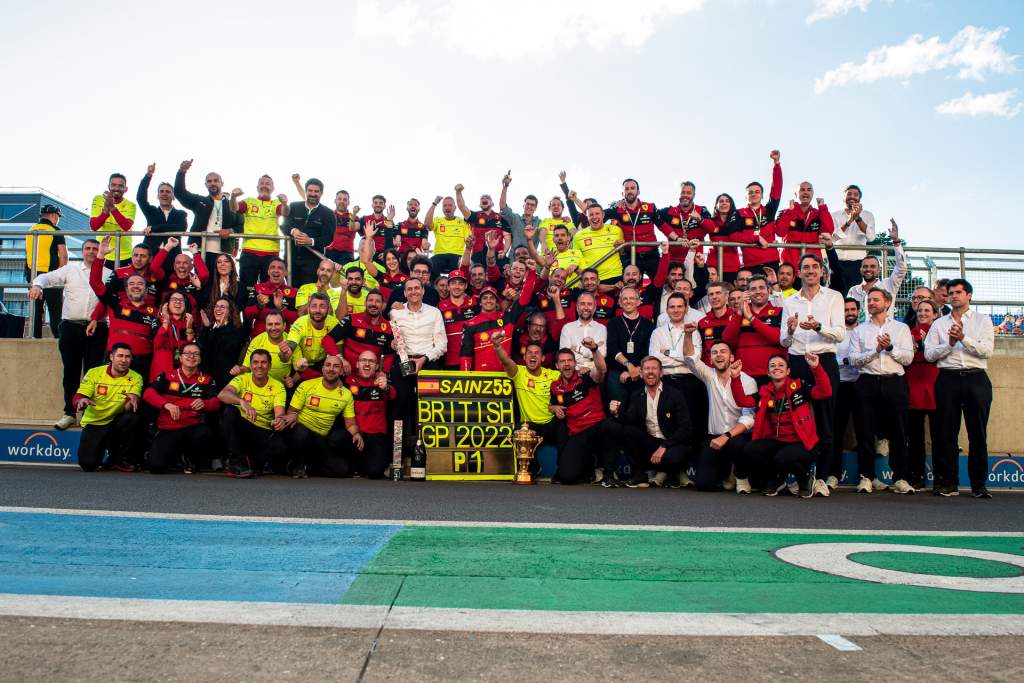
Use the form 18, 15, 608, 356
831, 184, 875, 290
682, 333, 757, 493
829, 297, 863, 490
849, 288, 915, 494
780, 252, 845, 498
924, 278, 995, 498
846, 220, 906, 320
558, 291, 607, 373
29, 239, 110, 429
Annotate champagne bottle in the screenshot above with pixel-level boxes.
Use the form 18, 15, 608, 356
410, 437, 427, 481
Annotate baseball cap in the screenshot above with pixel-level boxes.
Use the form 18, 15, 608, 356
448, 269, 467, 281
40, 204, 63, 217
479, 286, 499, 299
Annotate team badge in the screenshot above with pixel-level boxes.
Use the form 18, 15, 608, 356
672, 218, 680, 225
242, 392, 253, 401
97, 385, 108, 396
584, 239, 592, 246
527, 378, 535, 388
401, 228, 408, 235
120, 308, 130, 316
310, 396, 320, 406
478, 219, 486, 225
745, 218, 754, 226
380, 323, 388, 331
305, 337, 313, 346
622, 214, 630, 222
480, 332, 490, 341
790, 382, 798, 390
170, 282, 178, 289
169, 382, 180, 391
497, 318, 503, 326
742, 319, 750, 326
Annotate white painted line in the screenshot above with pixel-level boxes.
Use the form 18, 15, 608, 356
817, 634, 863, 651
2, 506, 1022, 537
0, 595, 1021, 636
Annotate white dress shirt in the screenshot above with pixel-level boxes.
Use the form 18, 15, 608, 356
831, 208, 876, 262
648, 309, 703, 376
779, 286, 846, 354
559, 318, 608, 372
848, 317, 914, 376
836, 325, 861, 383
923, 308, 995, 370
644, 383, 666, 439
32, 260, 110, 323
205, 198, 225, 254
846, 245, 907, 319
390, 303, 447, 361
683, 353, 756, 433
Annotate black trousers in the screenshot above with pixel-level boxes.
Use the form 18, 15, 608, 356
662, 373, 708, 453
30, 286, 63, 339
831, 380, 862, 480
743, 438, 814, 485
837, 260, 863, 293
129, 354, 152, 384
77, 411, 143, 471
611, 424, 687, 479
531, 420, 566, 454
907, 408, 940, 488
222, 407, 287, 470
430, 253, 461, 276
289, 423, 354, 477
620, 249, 661, 282
59, 321, 108, 416
854, 374, 909, 482
359, 433, 392, 479
788, 352, 838, 480
694, 433, 752, 490
558, 419, 619, 485
934, 369, 992, 490
239, 252, 278, 290
148, 424, 212, 473
390, 359, 441, 456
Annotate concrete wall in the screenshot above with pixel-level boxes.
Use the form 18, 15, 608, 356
1, 337, 1022, 454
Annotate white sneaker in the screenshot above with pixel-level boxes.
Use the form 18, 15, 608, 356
652, 471, 668, 487
736, 478, 752, 494
825, 475, 839, 490
872, 478, 889, 492
722, 469, 737, 491
891, 479, 916, 495
680, 473, 695, 489
592, 468, 605, 485
857, 476, 873, 494
808, 479, 831, 498
54, 415, 77, 430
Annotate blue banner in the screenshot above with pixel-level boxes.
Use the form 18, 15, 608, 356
0, 428, 79, 465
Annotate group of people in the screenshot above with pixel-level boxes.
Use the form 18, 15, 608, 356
24, 153, 997, 497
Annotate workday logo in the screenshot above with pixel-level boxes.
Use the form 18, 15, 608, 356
988, 457, 1024, 486
1, 429, 79, 464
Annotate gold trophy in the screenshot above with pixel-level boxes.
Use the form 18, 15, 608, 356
512, 422, 542, 485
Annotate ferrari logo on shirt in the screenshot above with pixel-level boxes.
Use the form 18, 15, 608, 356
497, 318, 503, 326
97, 385, 108, 396
641, 204, 649, 211
310, 396, 320, 406
742, 319, 750, 326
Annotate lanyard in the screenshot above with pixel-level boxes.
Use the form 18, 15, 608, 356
177, 369, 199, 395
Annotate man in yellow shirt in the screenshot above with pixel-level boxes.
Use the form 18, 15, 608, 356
573, 204, 624, 284
230, 175, 290, 288
233, 311, 295, 386
218, 348, 288, 478
280, 355, 362, 478
296, 260, 341, 316
424, 194, 469, 275
337, 266, 370, 317
73, 343, 144, 472
524, 224, 583, 285
287, 293, 339, 381
90, 173, 137, 265
490, 329, 562, 452
25, 203, 68, 338
538, 197, 575, 253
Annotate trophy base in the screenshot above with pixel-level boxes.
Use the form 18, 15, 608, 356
513, 473, 536, 485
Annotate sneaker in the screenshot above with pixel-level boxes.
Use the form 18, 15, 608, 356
825, 475, 839, 490
787, 481, 800, 496
736, 478, 752, 494
54, 415, 77, 430
226, 460, 254, 479
592, 468, 606, 485
937, 486, 959, 497
680, 473, 695, 489
764, 481, 787, 497
857, 476, 873, 494
624, 474, 649, 488
872, 478, 889, 492
651, 471, 668, 488
210, 458, 225, 473
722, 470, 737, 491
891, 479, 916, 495
113, 462, 139, 473
972, 488, 993, 499
291, 463, 308, 480
600, 473, 620, 489
804, 479, 830, 498
183, 458, 195, 475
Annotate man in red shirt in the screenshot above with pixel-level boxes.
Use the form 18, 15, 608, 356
776, 183, 835, 269
606, 178, 661, 280
437, 270, 478, 369
722, 274, 784, 386
322, 290, 395, 375
243, 258, 298, 337
152, 240, 209, 311
395, 198, 430, 254
657, 182, 710, 262
514, 312, 559, 368
698, 282, 737, 366
345, 350, 396, 478
460, 287, 514, 371
325, 189, 359, 264
91, 237, 165, 307
456, 182, 511, 264
92, 274, 161, 379
737, 151, 784, 275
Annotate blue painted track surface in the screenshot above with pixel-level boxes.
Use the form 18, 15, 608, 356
0, 512, 400, 603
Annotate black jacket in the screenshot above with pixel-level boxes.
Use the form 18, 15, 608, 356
174, 170, 244, 252
137, 174, 188, 256
198, 323, 246, 391
618, 383, 691, 450
606, 314, 655, 374
286, 202, 336, 264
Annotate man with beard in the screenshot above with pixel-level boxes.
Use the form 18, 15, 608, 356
424, 194, 470, 275
574, 204, 625, 285
568, 269, 618, 324
323, 289, 395, 375
559, 291, 607, 373
344, 351, 396, 478
144, 341, 221, 474
286, 178, 336, 286
829, 297, 864, 490
526, 267, 570, 339
492, 331, 563, 450
531, 224, 582, 282
698, 282, 737, 366
92, 272, 161, 379
459, 287, 515, 372
90, 172, 137, 266
235, 310, 295, 386
91, 238, 165, 308
73, 343, 144, 472
218, 349, 288, 478
604, 178, 661, 280
280, 355, 362, 479
538, 196, 574, 254
386, 255, 440, 308
176, 159, 243, 274
457, 181, 512, 264
722, 274, 784, 386
355, 194, 392, 254
606, 286, 655, 403
437, 269, 478, 370
737, 151, 784, 275
395, 198, 430, 254
137, 163, 187, 258
771, 262, 798, 306
296, 260, 341, 316
230, 175, 290, 288
682, 334, 757, 492
152, 240, 209, 312
831, 184, 876, 290
499, 173, 541, 253
846, 220, 906, 320
338, 266, 370, 317
287, 293, 339, 381
776, 182, 835, 270
243, 258, 298, 336
325, 189, 360, 264
550, 344, 618, 486
514, 312, 558, 368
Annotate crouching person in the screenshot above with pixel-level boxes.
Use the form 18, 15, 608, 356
608, 356, 691, 489
74, 342, 144, 472
281, 355, 363, 478
217, 348, 288, 478
345, 351, 396, 479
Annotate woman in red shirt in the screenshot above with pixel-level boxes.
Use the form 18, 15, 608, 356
733, 352, 832, 497
701, 193, 756, 283
906, 299, 941, 490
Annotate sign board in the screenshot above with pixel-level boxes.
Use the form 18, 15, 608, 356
416, 370, 515, 480
0, 428, 80, 465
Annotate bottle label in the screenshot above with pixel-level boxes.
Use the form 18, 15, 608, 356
410, 467, 426, 479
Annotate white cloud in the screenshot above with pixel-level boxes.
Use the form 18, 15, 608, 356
806, 0, 871, 26
815, 25, 1017, 94
353, 0, 705, 61
936, 89, 1022, 119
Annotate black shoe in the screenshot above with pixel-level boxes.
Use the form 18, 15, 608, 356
290, 463, 308, 480
936, 486, 959, 497
972, 488, 993, 499
226, 459, 254, 479
624, 474, 649, 488
601, 473, 620, 488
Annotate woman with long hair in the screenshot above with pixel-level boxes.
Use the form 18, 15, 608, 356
366, 247, 409, 302
151, 291, 195, 381
701, 193, 753, 282
199, 296, 246, 394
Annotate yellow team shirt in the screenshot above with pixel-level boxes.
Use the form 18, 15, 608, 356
244, 332, 294, 382
287, 314, 339, 365
431, 216, 470, 256
539, 217, 574, 253
239, 197, 282, 254
339, 260, 380, 290
512, 365, 560, 425
90, 196, 138, 263
26, 222, 64, 273
551, 247, 585, 279
289, 377, 355, 437
340, 288, 368, 316
77, 365, 144, 427
296, 283, 342, 312
573, 224, 624, 282
227, 373, 286, 429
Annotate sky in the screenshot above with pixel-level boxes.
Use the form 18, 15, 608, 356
1, 0, 1022, 249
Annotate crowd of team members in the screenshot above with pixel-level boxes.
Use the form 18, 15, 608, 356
26, 152, 996, 496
